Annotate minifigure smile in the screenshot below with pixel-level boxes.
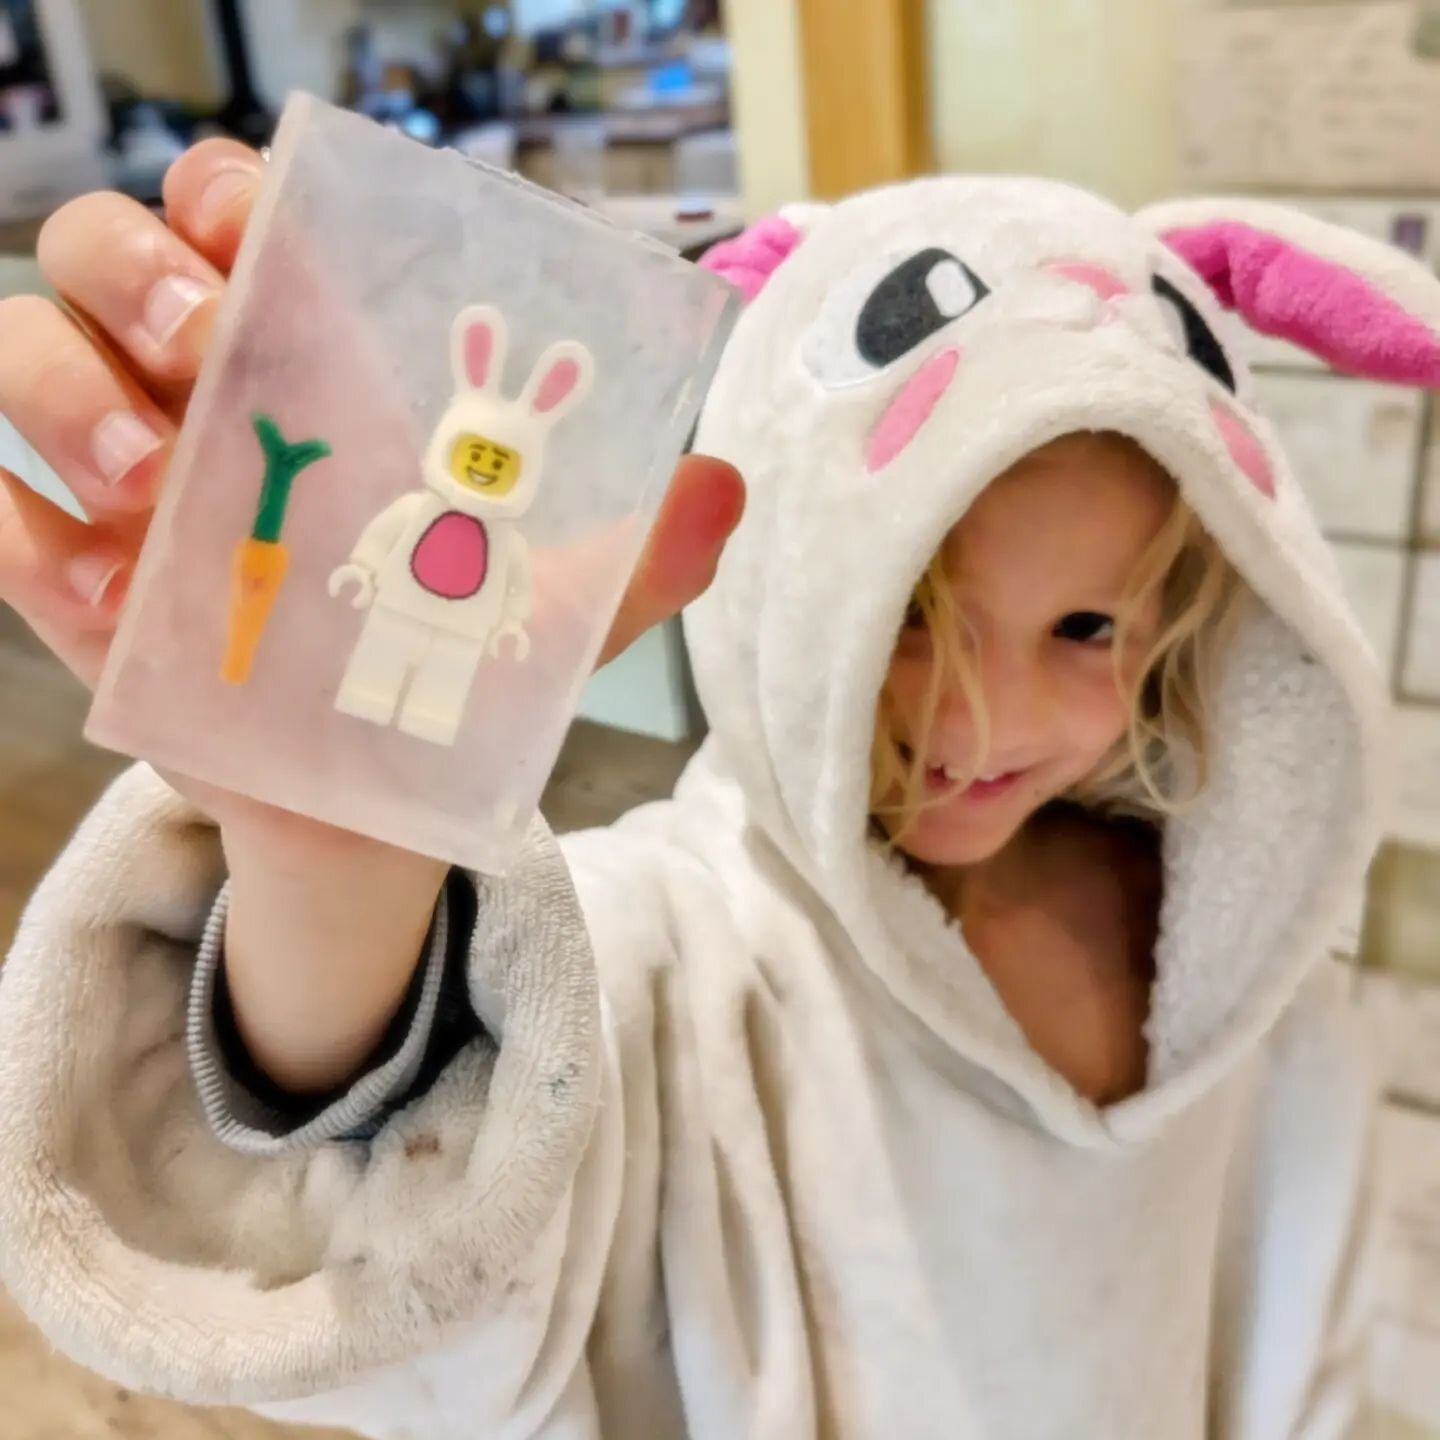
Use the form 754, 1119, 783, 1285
449, 431, 522, 497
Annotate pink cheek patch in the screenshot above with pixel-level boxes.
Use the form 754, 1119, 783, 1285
1210, 400, 1276, 499
865, 347, 961, 474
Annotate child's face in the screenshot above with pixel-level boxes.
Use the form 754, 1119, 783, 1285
879, 437, 1174, 868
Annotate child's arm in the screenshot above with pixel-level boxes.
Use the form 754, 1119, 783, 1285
0, 138, 744, 1422
218, 813, 448, 1095
491, 530, 533, 658
0, 766, 622, 1432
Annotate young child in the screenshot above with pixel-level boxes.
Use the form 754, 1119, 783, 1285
0, 148, 1435, 1440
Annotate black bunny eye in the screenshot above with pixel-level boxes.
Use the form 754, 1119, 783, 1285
1152, 274, 1236, 393
856, 248, 990, 367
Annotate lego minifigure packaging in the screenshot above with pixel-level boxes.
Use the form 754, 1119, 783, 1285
86, 94, 739, 873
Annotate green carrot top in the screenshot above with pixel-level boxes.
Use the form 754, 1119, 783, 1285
250, 414, 333, 544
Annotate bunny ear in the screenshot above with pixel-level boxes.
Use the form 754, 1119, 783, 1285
698, 203, 827, 304
1139, 198, 1440, 387
520, 340, 594, 421
451, 304, 509, 392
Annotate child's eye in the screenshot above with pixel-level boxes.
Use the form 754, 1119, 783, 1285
1054, 611, 1115, 644
903, 600, 926, 630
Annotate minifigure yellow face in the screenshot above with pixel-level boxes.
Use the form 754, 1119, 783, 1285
449, 433, 522, 497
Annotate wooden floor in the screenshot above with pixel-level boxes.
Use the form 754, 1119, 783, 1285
0, 609, 695, 1439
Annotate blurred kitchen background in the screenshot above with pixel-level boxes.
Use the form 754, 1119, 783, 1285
0, 1, 1438, 1437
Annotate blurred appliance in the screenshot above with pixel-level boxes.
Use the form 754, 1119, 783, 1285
0, 0, 107, 223
208, 0, 271, 146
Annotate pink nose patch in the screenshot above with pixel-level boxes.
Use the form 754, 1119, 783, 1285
1047, 263, 1131, 302
1210, 401, 1275, 499
866, 347, 961, 473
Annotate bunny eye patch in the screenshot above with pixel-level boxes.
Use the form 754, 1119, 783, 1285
449, 432, 523, 495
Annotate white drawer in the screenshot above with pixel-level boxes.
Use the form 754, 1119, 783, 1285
1331, 543, 1407, 679
1423, 408, 1440, 546
1371, 1104, 1440, 1432
1253, 372, 1421, 540
1403, 555, 1440, 703
1392, 705, 1440, 850
1362, 973, 1440, 1107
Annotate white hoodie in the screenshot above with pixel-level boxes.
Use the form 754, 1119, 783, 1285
2, 178, 1437, 1440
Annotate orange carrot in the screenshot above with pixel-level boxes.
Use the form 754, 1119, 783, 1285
222, 538, 290, 685
221, 415, 331, 686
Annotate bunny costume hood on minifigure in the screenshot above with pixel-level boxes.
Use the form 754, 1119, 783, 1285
423, 304, 594, 521
3, 178, 1439, 1440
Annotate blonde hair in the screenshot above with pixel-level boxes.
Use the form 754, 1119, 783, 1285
871, 433, 1246, 839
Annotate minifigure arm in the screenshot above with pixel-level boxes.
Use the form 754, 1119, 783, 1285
349, 491, 429, 572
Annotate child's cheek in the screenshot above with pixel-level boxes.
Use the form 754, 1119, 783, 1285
882, 651, 933, 717
1078, 669, 1135, 754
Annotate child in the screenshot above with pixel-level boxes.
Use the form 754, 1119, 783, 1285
0, 149, 1435, 1439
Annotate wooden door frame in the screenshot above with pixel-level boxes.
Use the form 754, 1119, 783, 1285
796, 0, 933, 199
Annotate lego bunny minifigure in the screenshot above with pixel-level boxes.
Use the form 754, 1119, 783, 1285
329, 305, 592, 745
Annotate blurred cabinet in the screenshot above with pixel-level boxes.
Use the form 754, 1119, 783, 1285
1241, 197, 1440, 857
1371, 1105, 1440, 1439
1243, 192, 1440, 1440
1180, 2, 1440, 192
1251, 373, 1421, 542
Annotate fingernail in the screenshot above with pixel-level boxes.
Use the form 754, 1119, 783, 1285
142, 274, 214, 348
198, 164, 260, 235
67, 552, 127, 607
90, 410, 163, 487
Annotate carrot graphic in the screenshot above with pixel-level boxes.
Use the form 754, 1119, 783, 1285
221, 414, 332, 685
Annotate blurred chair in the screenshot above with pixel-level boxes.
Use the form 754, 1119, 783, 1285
674, 128, 736, 197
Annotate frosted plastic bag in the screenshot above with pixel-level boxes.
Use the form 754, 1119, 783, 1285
86, 93, 739, 872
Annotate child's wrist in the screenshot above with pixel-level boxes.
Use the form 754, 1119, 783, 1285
217, 820, 450, 1096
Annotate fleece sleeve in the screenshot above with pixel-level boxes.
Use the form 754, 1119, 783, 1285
1207, 959, 1380, 1440
0, 765, 628, 1439
188, 868, 483, 1151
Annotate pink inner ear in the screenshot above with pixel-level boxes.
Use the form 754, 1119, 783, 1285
1164, 221, 1440, 386
699, 216, 805, 304
465, 323, 494, 388
1210, 400, 1276, 499
533, 357, 581, 414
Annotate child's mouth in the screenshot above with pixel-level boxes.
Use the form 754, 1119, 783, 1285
903, 745, 1025, 801
924, 764, 1022, 800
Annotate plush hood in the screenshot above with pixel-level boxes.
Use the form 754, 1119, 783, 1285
685, 177, 1440, 1136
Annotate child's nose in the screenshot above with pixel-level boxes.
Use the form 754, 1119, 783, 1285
974, 646, 1059, 755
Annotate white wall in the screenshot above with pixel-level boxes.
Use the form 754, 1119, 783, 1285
723, 0, 809, 215
925, 0, 1182, 208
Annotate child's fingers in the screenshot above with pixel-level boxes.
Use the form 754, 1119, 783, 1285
0, 468, 135, 687
161, 139, 265, 275
597, 455, 745, 668
36, 189, 226, 395
0, 293, 174, 517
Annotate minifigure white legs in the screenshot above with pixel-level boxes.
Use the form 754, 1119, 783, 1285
334, 607, 483, 746
334, 607, 420, 727
398, 628, 486, 746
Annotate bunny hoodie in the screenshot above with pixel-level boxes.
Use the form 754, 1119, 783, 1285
1, 177, 1436, 1440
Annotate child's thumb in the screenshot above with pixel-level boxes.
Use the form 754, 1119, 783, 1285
596, 455, 744, 669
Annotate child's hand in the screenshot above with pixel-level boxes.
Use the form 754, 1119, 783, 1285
0, 139, 745, 1092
